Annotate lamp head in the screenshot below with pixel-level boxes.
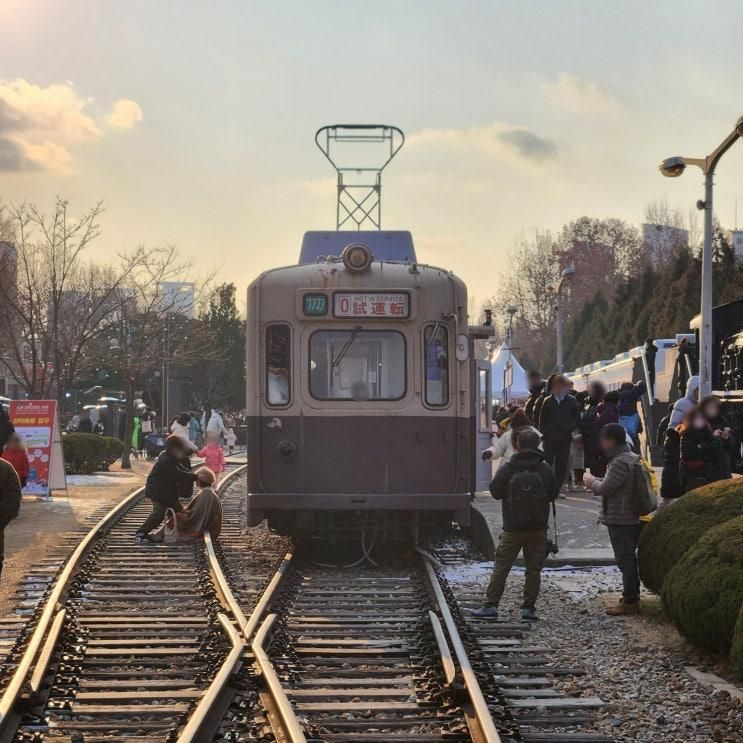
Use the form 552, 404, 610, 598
506, 304, 518, 317
659, 156, 686, 178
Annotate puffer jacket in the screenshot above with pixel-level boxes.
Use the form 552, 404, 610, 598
669, 375, 700, 428
482, 425, 542, 464
590, 443, 640, 525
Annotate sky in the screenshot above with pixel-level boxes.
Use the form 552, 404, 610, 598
1, 0, 742, 308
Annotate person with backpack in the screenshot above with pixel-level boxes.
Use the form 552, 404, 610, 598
473, 430, 559, 621
583, 423, 646, 616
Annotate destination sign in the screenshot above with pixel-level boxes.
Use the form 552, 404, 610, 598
333, 292, 410, 319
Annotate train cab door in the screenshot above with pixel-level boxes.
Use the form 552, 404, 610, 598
472, 360, 492, 492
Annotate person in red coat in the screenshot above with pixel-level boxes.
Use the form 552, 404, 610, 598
1, 435, 30, 488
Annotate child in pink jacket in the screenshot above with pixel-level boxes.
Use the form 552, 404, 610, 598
197, 434, 226, 482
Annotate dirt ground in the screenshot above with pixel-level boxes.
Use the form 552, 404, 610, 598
0, 460, 152, 614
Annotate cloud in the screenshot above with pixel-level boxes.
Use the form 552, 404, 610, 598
541, 72, 619, 114
408, 123, 558, 163
0, 79, 142, 174
107, 98, 143, 129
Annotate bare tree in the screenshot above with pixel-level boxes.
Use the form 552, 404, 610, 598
104, 245, 209, 469
0, 199, 141, 400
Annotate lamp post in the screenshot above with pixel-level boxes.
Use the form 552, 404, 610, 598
659, 115, 743, 397
547, 266, 576, 373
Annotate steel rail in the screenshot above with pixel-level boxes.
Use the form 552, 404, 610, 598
28, 609, 66, 696
176, 614, 245, 743
252, 614, 308, 743
0, 459, 246, 735
420, 556, 502, 743
0, 481, 148, 733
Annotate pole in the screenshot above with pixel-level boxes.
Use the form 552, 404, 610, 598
555, 295, 564, 374
699, 171, 714, 396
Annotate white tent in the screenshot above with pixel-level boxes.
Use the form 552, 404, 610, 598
490, 344, 530, 402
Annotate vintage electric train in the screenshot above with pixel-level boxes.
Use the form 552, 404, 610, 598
245, 231, 493, 538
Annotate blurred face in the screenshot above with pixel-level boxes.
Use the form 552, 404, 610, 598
599, 434, 618, 454
703, 403, 721, 420
692, 415, 707, 430
553, 381, 568, 397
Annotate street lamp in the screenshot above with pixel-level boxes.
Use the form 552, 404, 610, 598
659, 115, 743, 396
547, 266, 576, 374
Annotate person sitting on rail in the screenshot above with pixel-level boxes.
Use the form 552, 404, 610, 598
150, 466, 223, 543
0, 457, 21, 579
583, 423, 642, 616
473, 430, 559, 622
196, 433, 226, 484
135, 436, 199, 542
1, 434, 30, 488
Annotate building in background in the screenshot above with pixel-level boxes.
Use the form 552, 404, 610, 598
642, 223, 689, 268
158, 282, 196, 319
728, 230, 743, 261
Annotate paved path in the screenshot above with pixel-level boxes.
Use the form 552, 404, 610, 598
469, 487, 615, 565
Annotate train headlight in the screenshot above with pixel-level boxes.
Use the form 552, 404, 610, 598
342, 243, 373, 274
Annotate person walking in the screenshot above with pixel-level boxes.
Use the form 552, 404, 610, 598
206, 408, 228, 444
0, 407, 14, 452
537, 375, 581, 496
135, 436, 199, 541
197, 434, 226, 483
473, 430, 559, 621
1, 435, 30, 488
581, 380, 606, 475
524, 371, 545, 424
0, 458, 22, 579
679, 406, 724, 493
583, 423, 642, 616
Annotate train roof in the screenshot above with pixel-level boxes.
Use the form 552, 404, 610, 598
299, 231, 416, 264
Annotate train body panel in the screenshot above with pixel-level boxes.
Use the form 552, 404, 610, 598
245, 236, 480, 537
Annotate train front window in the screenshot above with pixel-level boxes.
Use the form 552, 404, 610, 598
265, 324, 291, 406
309, 330, 406, 401
424, 324, 449, 406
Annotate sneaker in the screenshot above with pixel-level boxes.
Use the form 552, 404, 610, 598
134, 533, 148, 543
521, 608, 540, 622
605, 600, 639, 616
471, 606, 499, 619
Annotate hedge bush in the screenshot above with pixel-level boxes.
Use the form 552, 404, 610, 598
637, 478, 743, 593
661, 516, 743, 660
62, 433, 125, 474
732, 605, 743, 680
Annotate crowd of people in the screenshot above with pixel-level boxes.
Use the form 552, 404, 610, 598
476, 368, 737, 622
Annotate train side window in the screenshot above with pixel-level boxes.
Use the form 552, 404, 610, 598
265, 324, 291, 406
424, 324, 449, 406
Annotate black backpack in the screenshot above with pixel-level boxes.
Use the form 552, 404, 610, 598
507, 468, 550, 530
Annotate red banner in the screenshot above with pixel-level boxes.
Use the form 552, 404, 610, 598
8, 400, 60, 496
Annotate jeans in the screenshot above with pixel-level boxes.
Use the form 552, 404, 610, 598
607, 523, 643, 603
485, 530, 547, 611
138, 500, 183, 536
543, 438, 571, 485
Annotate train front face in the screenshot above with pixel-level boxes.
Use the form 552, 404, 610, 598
245, 243, 471, 539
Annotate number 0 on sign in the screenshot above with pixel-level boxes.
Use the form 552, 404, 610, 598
333, 292, 409, 319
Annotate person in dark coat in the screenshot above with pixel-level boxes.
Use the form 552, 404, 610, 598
699, 395, 738, 477
135, 436, 198, 541
532, 373, 557, 433
679, 407, 725, 493
472, 430, 559, 621
618, 380, 646, 447
581, 381, 606, 474
676, 338, 693, 396
656, 402, 674, 447
0, 458, 22, 579
77, 411, 93, 434
0, 408, 15, 452
537, 374, 581, 494
523, 371, 545, 425
644, 339, 658, 397
659, 426, 683, 504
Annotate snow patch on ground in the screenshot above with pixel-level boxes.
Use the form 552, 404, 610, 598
66, 473, 140, 487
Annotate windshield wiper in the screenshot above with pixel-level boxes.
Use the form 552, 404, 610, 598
332, 325, 363, 369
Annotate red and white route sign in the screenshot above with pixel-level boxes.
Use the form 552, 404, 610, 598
8, 400, 66, 497
333, 292, 409, 319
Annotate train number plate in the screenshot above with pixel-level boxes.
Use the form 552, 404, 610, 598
333, 292, 409, 318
